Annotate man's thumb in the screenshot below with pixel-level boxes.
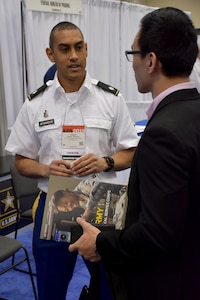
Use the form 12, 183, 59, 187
76, 216, 87, 227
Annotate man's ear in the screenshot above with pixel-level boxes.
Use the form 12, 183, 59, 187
85, 42, 88, 58
148, 52, 157, 74
46, 47, 55, 63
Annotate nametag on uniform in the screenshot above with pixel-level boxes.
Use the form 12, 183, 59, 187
39, 119, 54, 127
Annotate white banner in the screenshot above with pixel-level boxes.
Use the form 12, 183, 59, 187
25, 0, 82, 14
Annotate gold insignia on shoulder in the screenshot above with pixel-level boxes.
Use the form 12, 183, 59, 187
96, 81, 119, 96
28, 84, 47, 101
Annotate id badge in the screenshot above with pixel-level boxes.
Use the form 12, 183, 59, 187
62, 125, 85, 149
61, 149, 85, 161
62, 125, 85, 161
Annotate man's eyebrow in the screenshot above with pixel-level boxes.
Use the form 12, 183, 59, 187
58, 40, 84, 47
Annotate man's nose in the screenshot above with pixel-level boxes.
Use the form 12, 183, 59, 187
69, 49, 78, 59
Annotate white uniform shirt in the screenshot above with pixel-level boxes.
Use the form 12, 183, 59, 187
190, 58, 200, 93
5, 72, 138, 192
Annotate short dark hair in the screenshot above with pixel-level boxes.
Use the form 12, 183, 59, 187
53, 189, 65, 206
53, 188, 80, 206
138, 7, 198, 77
49, 21, 84, 49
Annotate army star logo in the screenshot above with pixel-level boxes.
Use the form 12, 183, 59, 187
1, 191, 15, 212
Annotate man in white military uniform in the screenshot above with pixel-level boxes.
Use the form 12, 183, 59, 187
5, 21, 138, 300
190, 42, 200, 92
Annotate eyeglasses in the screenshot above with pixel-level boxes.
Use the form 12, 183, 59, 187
125, 50, 147, 62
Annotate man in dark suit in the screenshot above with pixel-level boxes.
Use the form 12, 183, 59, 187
69, 7, 200, 300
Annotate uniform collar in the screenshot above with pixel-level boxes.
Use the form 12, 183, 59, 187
49, 71, 94, 96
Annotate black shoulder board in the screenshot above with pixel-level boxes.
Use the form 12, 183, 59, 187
97, 81, 119, 96
27, 83, 47, 100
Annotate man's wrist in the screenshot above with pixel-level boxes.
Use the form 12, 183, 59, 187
94, 243, 101, 257
103, 156, 115, 172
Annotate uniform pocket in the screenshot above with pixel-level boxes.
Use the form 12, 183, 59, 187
84, 117, 112, 130
84, 117, 112, 154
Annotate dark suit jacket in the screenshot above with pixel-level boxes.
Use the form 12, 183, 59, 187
97, 88, 200, 300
